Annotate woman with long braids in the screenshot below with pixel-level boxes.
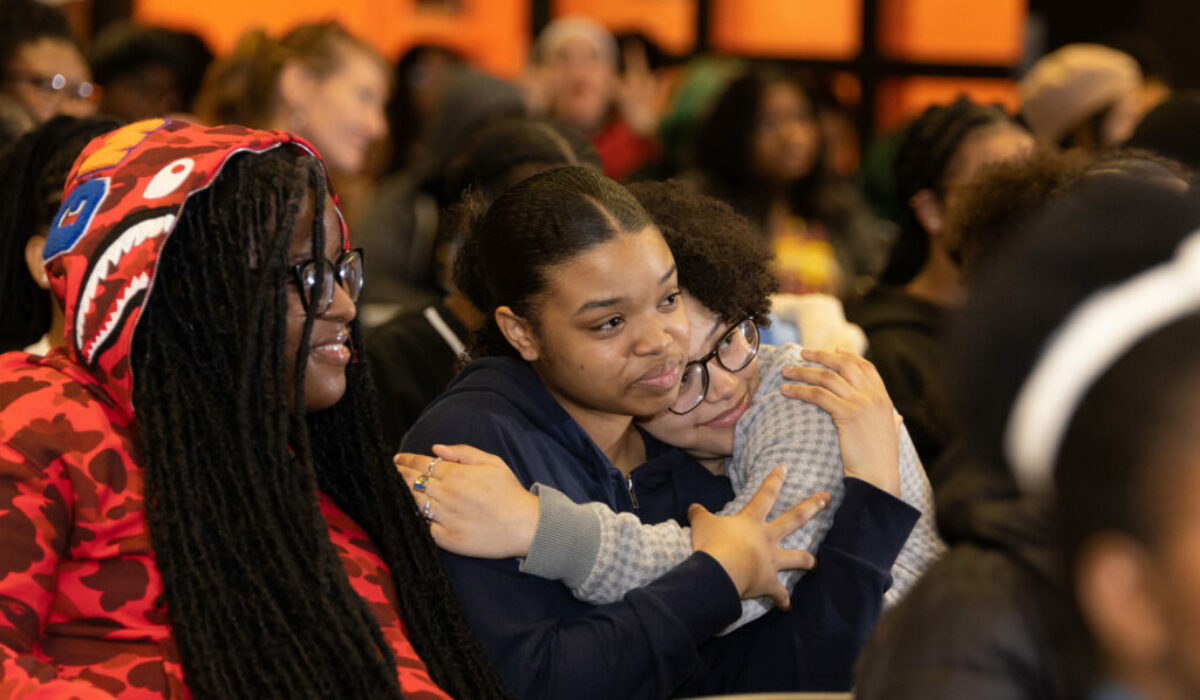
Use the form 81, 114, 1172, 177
0, 119, 506, 698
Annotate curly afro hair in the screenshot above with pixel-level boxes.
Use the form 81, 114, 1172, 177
626, 179, 777, 325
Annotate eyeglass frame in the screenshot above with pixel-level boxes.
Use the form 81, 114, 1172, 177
668, 317, 760, 415
289, 247, 365, 314
4, 70, 96, 102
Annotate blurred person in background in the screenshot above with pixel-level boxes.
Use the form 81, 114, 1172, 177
353, 65, 525, 312
850, 97, 1033, 469
692, 66, 892, 300
0, 114, 122, 356
0, 0, 97, 123
195, 20, 388, 178
382, 43, 463, 176
1019, 43, 1142, 151
88, 21, 214, 122
526, 16, 664, 180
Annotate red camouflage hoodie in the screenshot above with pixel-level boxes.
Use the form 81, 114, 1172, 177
0, 119, 450, 699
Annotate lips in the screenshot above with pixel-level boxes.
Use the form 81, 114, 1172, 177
701, 393, 752, 429
310, 330, 350, 365
633, 359, 681, 391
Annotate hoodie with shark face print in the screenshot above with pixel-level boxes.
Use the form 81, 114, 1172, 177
0, 120, 450, 699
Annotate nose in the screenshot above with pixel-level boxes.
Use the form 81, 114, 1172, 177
321, 273, 357, 324
633, 315, 675, 357
705, 359, 740, 403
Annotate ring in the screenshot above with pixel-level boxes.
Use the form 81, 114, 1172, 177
422, 498, 434, 521
427, 457, 442, 475
413, 473, 429, 492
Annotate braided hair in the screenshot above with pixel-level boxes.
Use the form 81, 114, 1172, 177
0, 115, 122, 353
131, 145, 507, 698
881, 97, 1020, 284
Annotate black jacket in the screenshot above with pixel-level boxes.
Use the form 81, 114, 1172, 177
853, 443, 1090, 699
850, 285, 952, 470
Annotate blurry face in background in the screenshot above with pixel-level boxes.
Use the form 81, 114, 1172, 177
942, 122, 1034, 209
296, 46, 388, 174
543, 36, 614, 133
5, 38, 96, 122
752, 81, 820, 184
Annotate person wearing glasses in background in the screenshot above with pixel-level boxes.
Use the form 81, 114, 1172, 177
0, 0, 97, 123
397, 177, 939, 696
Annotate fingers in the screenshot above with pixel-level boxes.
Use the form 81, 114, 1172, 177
768, 491, 830, 539
431, 443, 489, 465
780, 365, 855, 400
686, 502, 713, 526
744, 465, 787, 520
779, 380, 845, 415
763, 580, 791, 611
776, 548, 817, 573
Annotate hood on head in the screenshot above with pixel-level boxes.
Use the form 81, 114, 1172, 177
43, 118, 345, 411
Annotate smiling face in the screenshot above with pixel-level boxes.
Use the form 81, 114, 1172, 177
505, 226, 689, 424
283, 190, 357, 412
293, 46, 388, 174
639, 293, 761, 462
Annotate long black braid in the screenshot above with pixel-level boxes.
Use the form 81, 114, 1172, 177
132, 145, 508, 698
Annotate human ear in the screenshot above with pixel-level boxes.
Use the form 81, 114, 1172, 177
909, 188, 944, 236
25, 234, 49, 290
495, 306, 540, 362
1074, 533, 1168, 670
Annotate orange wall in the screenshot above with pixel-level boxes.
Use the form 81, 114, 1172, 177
876, 76, 1019, 131
710, 0, 862, 60
878, 0, 1025, 64
553, 0, 696, 55
134, 0, 529, 76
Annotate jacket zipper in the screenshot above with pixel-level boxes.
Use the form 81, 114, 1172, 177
626, 475, 639, 511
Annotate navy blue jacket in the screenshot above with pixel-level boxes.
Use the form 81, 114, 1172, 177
402, 356, 919, 699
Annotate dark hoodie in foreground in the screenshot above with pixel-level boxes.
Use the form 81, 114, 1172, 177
403, 354, 919, 699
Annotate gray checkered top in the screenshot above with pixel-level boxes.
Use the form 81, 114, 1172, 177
520, 344, 945, 632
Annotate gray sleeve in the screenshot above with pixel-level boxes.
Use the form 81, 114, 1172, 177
518, 484, 693, 604
883, 424, 947, 607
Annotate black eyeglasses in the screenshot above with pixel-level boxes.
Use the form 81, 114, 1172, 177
669, 318, 760, 415
6, 71, 96, 102
289, 248, 364, 314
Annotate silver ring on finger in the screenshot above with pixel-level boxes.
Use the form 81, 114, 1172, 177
427, 457, 442, 475
422, 497, 434, 522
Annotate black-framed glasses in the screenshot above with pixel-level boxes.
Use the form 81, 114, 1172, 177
669, 318, 760, 415
6, 71, 96, 102
289, 248, 364, 314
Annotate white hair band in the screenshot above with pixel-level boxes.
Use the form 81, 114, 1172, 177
1005, 229, 1200, 492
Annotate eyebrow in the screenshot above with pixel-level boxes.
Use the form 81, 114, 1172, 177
572, 265, 677, 316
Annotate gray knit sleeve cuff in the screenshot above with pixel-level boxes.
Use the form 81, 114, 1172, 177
518, 483, 603, 588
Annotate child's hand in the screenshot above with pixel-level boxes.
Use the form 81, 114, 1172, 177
394, 444, 539, 559
780, 348, 903, 496
688, 465, 829, 609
